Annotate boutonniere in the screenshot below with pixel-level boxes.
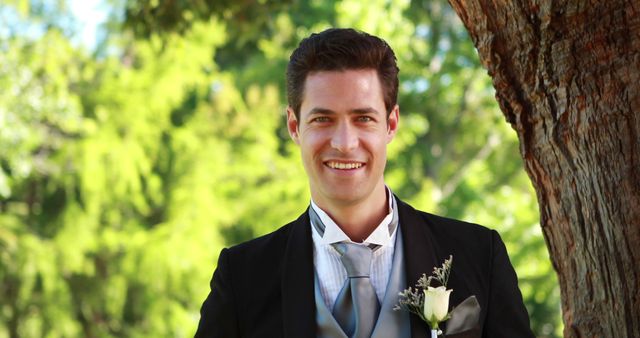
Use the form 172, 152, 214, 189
394, 255, 453, 338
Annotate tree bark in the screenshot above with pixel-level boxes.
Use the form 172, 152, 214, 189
447, 1, 640, 337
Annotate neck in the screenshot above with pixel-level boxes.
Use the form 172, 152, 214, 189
314, 184, 389, 242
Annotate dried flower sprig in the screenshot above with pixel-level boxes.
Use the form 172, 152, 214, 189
422, 255, 452, 288
394, 255, 453, 325
394, 285, 428, 322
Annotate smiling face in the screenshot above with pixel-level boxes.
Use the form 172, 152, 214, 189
287, 69, 399, 210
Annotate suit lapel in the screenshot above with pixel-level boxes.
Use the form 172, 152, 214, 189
397, 198, 440, 338
281, 211, 316, 338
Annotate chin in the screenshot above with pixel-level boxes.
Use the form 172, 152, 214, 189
323, 188, 367, 205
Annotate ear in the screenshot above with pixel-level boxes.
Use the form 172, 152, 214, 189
386, 104, 399, 143
287, 106, 300, 145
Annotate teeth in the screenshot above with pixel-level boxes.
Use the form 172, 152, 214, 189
327, 162, 363, 169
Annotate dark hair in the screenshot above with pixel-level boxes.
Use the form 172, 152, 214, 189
286, 28, 399, 120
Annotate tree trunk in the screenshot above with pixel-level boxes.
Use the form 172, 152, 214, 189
447, 1, 640, 337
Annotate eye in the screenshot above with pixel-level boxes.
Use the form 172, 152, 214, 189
311, 116, 331, 123
356, 116, 374, 122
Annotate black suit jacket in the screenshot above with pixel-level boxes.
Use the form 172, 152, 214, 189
196, 198, 534, 338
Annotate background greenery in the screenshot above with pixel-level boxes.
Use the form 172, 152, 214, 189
0, 0, 561, 337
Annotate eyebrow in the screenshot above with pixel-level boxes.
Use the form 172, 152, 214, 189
307, 107, 382, 116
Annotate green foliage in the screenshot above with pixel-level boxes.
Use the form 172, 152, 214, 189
0, 0, 561, 337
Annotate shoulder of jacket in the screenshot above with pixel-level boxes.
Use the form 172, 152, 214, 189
225, 212, 305, 256
398, 198, 495, 239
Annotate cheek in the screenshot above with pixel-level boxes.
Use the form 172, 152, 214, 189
299, 140, 322, 163
300, 131, 329, 151
363, 136, 388, 155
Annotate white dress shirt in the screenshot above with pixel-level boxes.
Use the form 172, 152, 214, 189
310, 187, 398, 310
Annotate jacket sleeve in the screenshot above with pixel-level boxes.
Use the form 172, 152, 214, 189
483, 230, 536, 338
195, 248, 240, 338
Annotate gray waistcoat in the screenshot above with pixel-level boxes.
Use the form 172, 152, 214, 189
314, 226, 411, 338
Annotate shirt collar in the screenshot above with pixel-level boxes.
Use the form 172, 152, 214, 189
310, 187, 396, 247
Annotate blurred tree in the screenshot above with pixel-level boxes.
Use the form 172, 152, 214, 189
1, 3, 304, 336
449, 1, 640, 337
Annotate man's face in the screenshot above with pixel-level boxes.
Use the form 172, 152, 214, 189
287, 69, 399, 208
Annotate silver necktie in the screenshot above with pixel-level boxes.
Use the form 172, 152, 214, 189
331, 242, 380, 338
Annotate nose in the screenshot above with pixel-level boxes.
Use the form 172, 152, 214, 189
330, 122, 358, 153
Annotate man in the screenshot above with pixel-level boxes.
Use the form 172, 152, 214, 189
196, 28, 534, 338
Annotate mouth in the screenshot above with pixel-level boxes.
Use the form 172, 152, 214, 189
324, 161, 365, 170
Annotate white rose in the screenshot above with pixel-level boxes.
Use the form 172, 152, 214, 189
423, 286, 452, 325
